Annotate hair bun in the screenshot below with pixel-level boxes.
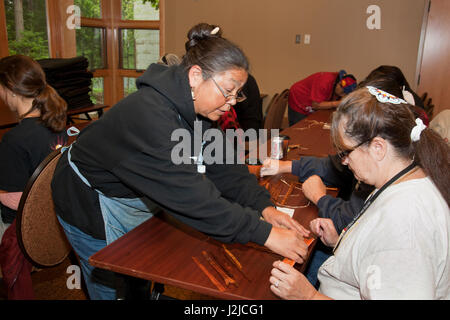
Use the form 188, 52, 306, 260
185, 23, 222, 51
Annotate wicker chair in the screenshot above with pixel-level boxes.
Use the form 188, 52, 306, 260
16, 150, 72, 268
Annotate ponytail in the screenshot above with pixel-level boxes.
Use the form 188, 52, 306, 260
0, 55, 67, 132
414, 128, 450, 205
34, 85, 67, 132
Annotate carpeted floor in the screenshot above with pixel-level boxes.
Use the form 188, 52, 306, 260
0, 256, 212, 300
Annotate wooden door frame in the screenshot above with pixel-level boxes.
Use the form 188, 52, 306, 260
414, 0, 431, 90
46, 0, 77, 59
0, 0, 9, 58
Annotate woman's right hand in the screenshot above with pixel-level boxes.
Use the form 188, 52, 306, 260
260, 159, 292, 177
309, 218, 339, 247
264, 227, 308, 264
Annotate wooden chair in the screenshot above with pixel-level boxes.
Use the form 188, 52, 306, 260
16, 150, 72, 268
263, 93, 279, 127
264, 89, 289, 130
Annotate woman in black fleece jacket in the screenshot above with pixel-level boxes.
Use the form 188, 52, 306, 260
51, 23, 309, 300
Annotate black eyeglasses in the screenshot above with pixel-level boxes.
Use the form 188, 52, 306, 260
337, 138, 373, 160
211, 77, 247, 103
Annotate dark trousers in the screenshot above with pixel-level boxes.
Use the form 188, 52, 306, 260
288, 106, 308, 127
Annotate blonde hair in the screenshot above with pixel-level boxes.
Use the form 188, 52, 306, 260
157, 53, 181, 66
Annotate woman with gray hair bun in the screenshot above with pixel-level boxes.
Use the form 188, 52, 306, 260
269, 86, 449, 300
51, 22, 309, 300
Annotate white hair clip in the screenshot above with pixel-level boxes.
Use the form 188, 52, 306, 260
410, 118, 426, 142
211, 27, 220, 35
366, 86, 407, 104
402, 86, 415, 105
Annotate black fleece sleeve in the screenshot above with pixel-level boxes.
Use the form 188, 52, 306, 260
110, 111, 272, 246
316, 194, 364, 234
291, 155, 371, 232
205, 162, 274, 215
291, 155, 343, 186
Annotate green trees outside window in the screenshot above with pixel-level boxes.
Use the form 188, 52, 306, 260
4, 0, 49, 59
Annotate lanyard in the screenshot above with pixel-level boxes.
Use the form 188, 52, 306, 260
333, 161, 417, 254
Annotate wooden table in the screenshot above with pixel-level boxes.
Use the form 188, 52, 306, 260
89, 110, 336, 300
282, 110, 335, 158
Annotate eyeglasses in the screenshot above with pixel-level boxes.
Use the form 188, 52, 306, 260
211, 77, 247, 103
337, 138, 373, 160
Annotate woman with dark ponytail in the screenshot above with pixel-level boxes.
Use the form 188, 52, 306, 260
51, 23, 308, 300
0, 55, 67, 237
0, 55, 68, 299
270, 86, 449, 300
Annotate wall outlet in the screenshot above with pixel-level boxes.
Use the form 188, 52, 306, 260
295, 34, 301, 44
304, 34, 311, 44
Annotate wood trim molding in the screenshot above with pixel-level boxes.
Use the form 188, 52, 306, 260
116, 20, 160, 29
159, 0, 165, 56
46, 0, 76, 58
118, 69, 145, 77
0, 0, 9, 57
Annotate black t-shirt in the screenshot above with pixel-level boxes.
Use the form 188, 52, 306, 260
0, 118, 67, 223
234, 74, 263, 132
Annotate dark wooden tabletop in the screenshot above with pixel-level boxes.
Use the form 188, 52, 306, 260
89, 110, 336, 300
282, 110, 335, 158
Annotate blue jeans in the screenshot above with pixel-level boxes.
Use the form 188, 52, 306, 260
63, 146, 155, 299
304, 243, 332, 288
57, 216, 117, 300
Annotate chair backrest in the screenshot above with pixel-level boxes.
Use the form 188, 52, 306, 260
264, 89, 289, 130
16, 150, 71, 268
263, 93, 279, 128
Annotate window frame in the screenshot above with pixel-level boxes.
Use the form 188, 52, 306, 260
0, 0, 165, 106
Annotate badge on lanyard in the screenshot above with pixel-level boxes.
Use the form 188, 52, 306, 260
191, 141, 206, 174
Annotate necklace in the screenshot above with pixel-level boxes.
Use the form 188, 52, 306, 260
333, 161, 417, 254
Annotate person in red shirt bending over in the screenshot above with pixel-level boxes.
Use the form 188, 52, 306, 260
288, 70, 356, 126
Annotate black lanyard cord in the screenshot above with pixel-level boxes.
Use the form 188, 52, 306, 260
333, 161, 417, 253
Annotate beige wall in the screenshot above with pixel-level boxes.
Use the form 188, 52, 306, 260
164, 0, 427, 110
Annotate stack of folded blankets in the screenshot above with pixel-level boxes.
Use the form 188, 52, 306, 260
37, 56, 94, 110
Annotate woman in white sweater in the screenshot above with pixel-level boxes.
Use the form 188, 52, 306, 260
269, 86, 450, 300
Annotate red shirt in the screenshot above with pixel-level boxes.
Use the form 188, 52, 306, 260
288, 72, 338, 115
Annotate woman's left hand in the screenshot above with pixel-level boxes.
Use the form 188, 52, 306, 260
262, 207, 310, 238
269, 260, 319, 300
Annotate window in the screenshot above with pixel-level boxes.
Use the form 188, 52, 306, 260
91, 77, 104, 104
0, 0, 164, 106
76, 27, 107, 70
74, 0, 101, 19
122, 0, 159, 20
118, 0, 161, 97
123, 77, 137, 98
120, 29, 160, 70
3, 0, 50, 59
76, 0, 163, 105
